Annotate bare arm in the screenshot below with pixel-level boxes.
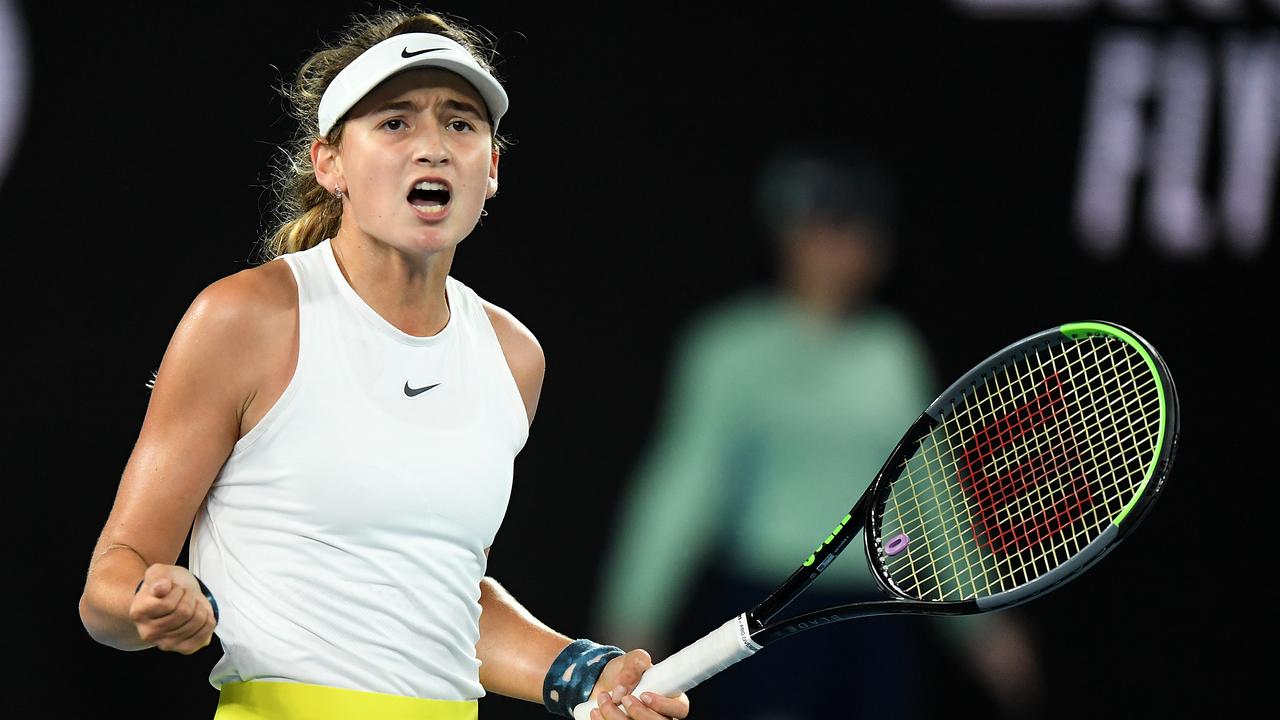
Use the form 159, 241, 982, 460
476, 571, 572, 701
78, 263, 294, 650
476, 305, 688, 719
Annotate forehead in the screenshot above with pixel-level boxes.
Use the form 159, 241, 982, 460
349, 68, 489, 118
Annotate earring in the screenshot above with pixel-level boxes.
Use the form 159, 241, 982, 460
335, 185, 344, 200
480, 208, 489, 217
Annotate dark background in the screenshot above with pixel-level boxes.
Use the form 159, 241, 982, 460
8, 1, 1270, 717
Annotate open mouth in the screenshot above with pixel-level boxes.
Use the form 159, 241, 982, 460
407, 180, 451, 216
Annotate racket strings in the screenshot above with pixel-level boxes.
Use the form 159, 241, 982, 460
974, 342, 1152, 591
916, 339, 1158, 597
963, 367, 1078, 555
900, 338, 1159, 599
1068, 340, 1155, 556
890, 340, 1111, 594
879, 335, 1161, 602
889, 348, 1077, 598
974, 342, 1143, 567
893, 365, 1074, 598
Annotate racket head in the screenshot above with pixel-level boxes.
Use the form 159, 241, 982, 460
863, 321, 1179, 612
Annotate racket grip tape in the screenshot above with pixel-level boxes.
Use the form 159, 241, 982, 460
569, 613, 761, 720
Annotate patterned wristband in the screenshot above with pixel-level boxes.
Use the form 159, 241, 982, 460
542, 639, 624, 719
194, 575, 220, 624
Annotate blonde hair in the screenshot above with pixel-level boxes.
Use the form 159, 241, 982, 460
259, 8, 507, 261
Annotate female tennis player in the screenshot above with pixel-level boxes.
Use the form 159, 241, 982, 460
77, 9, 691, 720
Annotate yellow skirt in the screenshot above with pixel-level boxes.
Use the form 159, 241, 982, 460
215, 680, 479, 720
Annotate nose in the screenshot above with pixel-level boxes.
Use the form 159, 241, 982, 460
415, 124, 450, 166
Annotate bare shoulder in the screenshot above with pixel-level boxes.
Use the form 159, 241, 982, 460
162, 258, 298, 433
481, 299, 545, 427
204, 259, 298, 429
192, 258, 296, 333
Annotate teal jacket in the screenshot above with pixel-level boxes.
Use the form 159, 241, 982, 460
593, 289, 966, 635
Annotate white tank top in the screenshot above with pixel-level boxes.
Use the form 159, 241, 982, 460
189, 238, 528, 701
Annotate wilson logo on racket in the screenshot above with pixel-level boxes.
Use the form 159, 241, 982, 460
958, 373, 1094, 558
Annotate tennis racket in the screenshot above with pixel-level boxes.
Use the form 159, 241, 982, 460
574, 320, 1179, 719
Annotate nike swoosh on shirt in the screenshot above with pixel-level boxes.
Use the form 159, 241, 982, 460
404, 382, 441, 397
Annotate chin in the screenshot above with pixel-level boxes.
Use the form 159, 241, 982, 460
399, 227, 466, 255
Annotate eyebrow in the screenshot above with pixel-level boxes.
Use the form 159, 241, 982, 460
372, 98, 488, 122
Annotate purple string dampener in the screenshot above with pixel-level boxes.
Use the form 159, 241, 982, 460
885, 533, 910, 556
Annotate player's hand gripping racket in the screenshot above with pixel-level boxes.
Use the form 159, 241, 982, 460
574, 321, 1179, 720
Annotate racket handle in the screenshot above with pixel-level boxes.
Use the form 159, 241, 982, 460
570, 613, 761, 720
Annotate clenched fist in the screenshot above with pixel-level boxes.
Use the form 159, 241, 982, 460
128, 564, 217, 655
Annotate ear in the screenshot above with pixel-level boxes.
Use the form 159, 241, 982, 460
485, 147, 500, 198
312, 137, 343, 196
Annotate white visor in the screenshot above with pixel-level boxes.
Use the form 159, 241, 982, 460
317, 32, 508, 137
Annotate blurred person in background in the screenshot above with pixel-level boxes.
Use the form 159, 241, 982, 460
592, 142, 1045, 719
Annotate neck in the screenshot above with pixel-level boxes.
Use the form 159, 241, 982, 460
330, 229, 454, 337
781, 275, 862, 325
